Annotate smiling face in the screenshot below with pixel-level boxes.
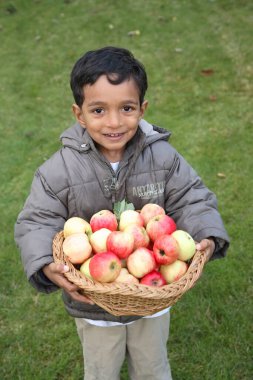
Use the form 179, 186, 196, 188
72, 75, 148, 162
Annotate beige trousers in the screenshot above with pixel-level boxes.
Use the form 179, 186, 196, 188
75, 312, 172, 380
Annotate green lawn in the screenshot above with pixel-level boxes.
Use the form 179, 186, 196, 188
0, 1, 252, 379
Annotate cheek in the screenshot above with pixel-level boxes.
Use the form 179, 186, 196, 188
128, 115, 141, 127
84, 118, 101, 131
131, 120, 140, 133
129, 125, 139, 134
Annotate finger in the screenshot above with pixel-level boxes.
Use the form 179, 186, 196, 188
44, 262, 69, 277
45, 264, 94, 304
196, 239, 215, 261
53, 263, 70, 274
56, 273, 87, 293
67, 290, 95, 304
195, 239, 209, 251
54, 273, 81, 292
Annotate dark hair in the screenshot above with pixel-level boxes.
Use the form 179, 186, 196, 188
70, 46, 148, 107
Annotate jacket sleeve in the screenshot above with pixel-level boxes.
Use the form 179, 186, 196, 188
14, 169, 68, 293
164, 150, 230, 259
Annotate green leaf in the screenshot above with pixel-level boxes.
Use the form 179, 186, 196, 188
113, 199, 135, 220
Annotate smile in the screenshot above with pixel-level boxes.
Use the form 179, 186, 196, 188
104, 133, 124, 137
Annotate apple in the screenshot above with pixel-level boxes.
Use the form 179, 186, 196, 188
146, 214, 177, 242
127, 247, 156, 278
124, 224, 150, 250
63, 217, 92, 238
140, 203, 165, 226
89, 251, 121, 283
89, 228, 111, 254
153, 234, 179, 265
80, 257, 93, 279
160, 260, 188, 284
114, 268, 139, 284
119, 210, 144, 231
90, 210, 118, 232
106, 230, 135, 259
140, 270, 167, 287
63, 233, 92, 264
171, 230, 196, 261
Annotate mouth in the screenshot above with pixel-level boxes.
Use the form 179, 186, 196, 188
103, 132, 126, 141
104, 133, 124, 137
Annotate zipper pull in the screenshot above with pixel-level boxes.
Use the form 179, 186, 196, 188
110, 177, 117, 205
110, 176, 118, 191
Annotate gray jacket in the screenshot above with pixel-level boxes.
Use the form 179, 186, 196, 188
14, 119, 230, 322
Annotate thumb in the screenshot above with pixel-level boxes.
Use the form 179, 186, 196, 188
195, 242, 202, 251
196, 238, 215, 254
195, 239, 209, 251
55, 263, 70, 274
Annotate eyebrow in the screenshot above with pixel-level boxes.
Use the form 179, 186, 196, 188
87, 100, 139, 107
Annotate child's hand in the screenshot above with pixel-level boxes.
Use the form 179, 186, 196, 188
195, 238, 215, 261
42, 263, 94, 305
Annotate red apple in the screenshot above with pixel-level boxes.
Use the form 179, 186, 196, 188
140, 270, 167, 287
153, 234, 179, 265
114, 268, 139, 284
89, 251, 121, 283
160, 260, 188, 284
171, 230, 196, 261
89, 228, 111, 253
106, 230, 135, 259
127, 247, 156, 278
63, 233, 92, 264
124, 224, 150, 250
146, 214, 177, 242
119, 210, 144, 231
140, 203, 165, 226
64, 217, 92, 238
90, 210, 118, 232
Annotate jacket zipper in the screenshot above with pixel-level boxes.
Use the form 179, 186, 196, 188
108, 161, 129, 205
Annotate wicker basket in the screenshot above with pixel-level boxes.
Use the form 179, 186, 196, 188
53, 231, 208, 316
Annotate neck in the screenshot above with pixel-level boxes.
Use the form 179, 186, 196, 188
99, 148, 124, 163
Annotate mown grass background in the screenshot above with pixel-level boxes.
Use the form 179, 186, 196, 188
0, 1, 252, 379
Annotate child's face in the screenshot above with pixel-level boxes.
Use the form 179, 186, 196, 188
72, 75, 148, 162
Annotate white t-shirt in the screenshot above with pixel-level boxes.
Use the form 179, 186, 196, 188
84, 308, 170, 327
110, 161, 120, 172
84, 161, 170, 327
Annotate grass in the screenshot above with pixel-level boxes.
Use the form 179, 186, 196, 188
0, 0, 252, 379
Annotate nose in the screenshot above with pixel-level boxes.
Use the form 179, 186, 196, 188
106, 111, 122, 129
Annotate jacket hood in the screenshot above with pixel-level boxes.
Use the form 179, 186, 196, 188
60, 119, 171, 153
139, 119, 171, 144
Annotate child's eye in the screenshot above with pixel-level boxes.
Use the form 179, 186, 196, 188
93, 108, 104, 114
123, 106, 133, 112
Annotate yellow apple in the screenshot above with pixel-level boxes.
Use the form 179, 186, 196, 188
80, 257, 93, 279
171, 230, 196, 261
63, 233, 92, 264
160, 260, 188, 283
114, 268, 139, 284
63, 217, 92, 238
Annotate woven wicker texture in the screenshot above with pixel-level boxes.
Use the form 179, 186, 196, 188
53, 231, 208, 316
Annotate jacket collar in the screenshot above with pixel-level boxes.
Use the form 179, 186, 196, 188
60, 119, 171, 154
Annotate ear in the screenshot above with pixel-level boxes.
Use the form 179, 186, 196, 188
72, 104, 86, 127
139, 100, 148, 119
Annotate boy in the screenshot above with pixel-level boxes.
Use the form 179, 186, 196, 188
15, 46, 230, 380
